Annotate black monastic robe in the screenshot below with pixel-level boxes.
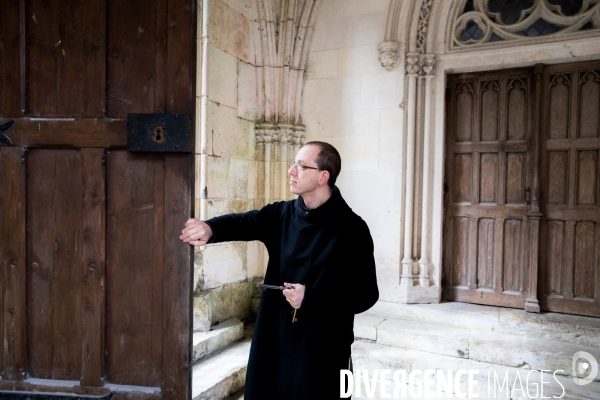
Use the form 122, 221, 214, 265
206, 187, 379, 399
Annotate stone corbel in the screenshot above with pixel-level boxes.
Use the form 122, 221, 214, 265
377, 41, 400, 71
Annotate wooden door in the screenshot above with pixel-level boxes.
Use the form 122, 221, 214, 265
0, 1, 195, 398
443, 69, 535, 308
539, 60, 600, 317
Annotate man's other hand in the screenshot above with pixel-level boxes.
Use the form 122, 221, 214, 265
283, 283, 305, 309
180, 218, 213, 246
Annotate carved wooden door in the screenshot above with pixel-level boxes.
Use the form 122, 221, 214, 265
0, 1, 194, 398
539, 60, 600, 317
443, 69, 535, 309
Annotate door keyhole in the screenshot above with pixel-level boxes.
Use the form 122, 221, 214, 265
153, 126, 165, 143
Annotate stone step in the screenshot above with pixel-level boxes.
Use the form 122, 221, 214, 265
350, 340, 600, 400
193, 317, 244, 362
355, 309, 600, 381
369, 301, 600, 347
226, 387, 245, 399
191, 325, 252, 400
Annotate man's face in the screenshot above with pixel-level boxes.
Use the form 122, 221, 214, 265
288, 145, 323, 196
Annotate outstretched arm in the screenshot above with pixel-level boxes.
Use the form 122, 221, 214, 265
180, 218, 213, 246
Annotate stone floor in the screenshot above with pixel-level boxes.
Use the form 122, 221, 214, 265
351, 301, 600, 399
194, 301, 600, 399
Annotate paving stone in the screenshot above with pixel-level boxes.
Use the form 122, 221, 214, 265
376, 319, 470, 359
351, 340, 600, 400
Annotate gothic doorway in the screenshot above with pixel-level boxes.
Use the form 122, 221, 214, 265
443, 60, 600, 318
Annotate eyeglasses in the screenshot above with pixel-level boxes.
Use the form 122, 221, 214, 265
290, 162, 320, 172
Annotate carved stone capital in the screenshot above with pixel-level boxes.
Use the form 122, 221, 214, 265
406, 52, 420, 76
277, 123, 294, 143
377, 41, 400, 71
255, 122, 305, 145
291, 124, 305, 145
420, 54, 436, 76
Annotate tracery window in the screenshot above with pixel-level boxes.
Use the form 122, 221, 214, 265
452, 0, 600, 47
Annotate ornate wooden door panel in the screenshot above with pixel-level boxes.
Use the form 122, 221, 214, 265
539, 61, 600, 317
0, 0, 195, 398
444, 69, 535, 308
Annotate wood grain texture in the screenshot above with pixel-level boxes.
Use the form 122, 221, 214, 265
444, 71, 533, 308
165, 0, 195, 113
1, 147, 26, 380
107, 0, 157, 117
0, 0, 23, 116
106, 151, 162, 386
540, 61, 600, 317
53, 150, 84, 380
28, 0, 59, 116
81, 148, 106, 386
6, 118, 127, 148
82, 0, 107, 118
162, 154, 192, 400
28, 150, 57, 379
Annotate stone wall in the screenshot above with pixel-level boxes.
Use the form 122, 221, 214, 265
194, 0, 266, 332
303, 0, 406, 303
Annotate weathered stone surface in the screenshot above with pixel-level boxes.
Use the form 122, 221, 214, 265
354, 313, 385, 341
378, 107, 404, 169
193, 249, 204, 294
225, 0, 258, 21
209, 0, 251, 62
193, 317, 244, 362
209, 101, 253, 158
228, 159, 249, 200
369, 301, 500, 331
376, 319, 470, 359
237, 61, 259, 121
523, 338, 600, 379
202, 243, 246, 290
193, 294, 212, 333
469, 334, 524, 367
351, 340, 600, 400
192, 336, 251, 400
206, 155, 230, 200
207, 44, 238, 109
337, 45, 381, 77
246, 241, 266, 279
209, 281, 252, 324
306, 50, 338, 80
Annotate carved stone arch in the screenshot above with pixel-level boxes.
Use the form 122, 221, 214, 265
446, 0, 600, 51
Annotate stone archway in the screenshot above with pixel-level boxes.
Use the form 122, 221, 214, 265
376, 0, 600, 307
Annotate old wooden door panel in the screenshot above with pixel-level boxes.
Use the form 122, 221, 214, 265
28, 149, 84, 380
0, 147, 27, 381
539, 61, 600, 317
0, 0, 194, 398
444, 69, 534, 308
106, 151, 164, 387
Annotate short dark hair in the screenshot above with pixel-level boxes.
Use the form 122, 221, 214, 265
303, 141, 341, 188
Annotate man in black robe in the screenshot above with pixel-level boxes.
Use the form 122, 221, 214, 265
180, 141, 379, 399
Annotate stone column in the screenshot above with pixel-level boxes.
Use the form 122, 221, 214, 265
418, 54, 435, 288
279, 124, 292, 201
400, 53, 420, 289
